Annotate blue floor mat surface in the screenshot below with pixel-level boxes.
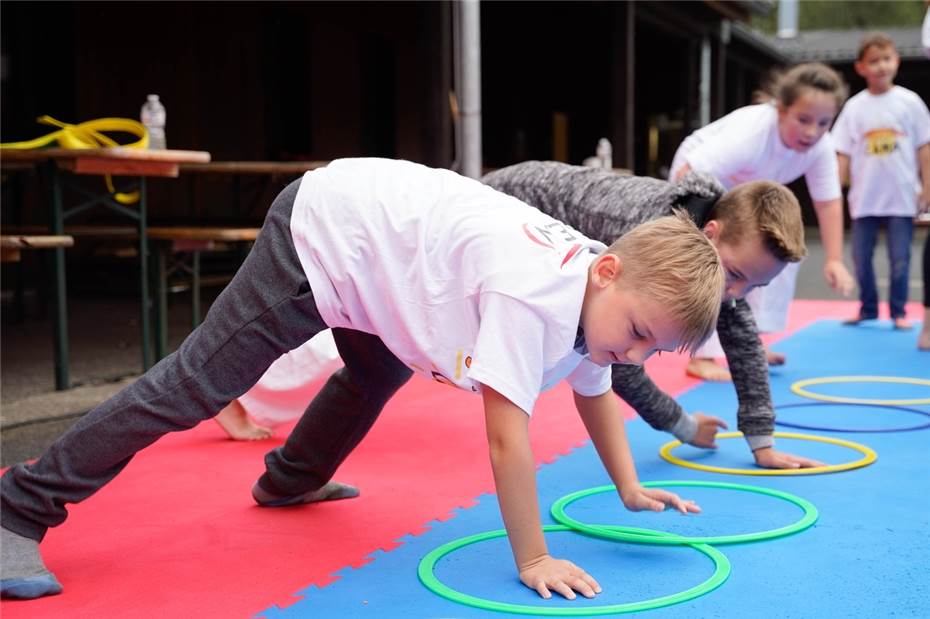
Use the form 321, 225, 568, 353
259, 320, 930, 618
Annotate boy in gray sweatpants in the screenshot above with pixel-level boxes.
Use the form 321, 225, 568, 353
1, 177, 412, 598
2, 158, 721, 601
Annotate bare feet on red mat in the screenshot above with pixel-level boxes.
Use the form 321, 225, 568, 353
685, 358, 732, 382
215, 399, 274, 440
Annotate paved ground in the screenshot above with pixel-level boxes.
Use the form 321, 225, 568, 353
2, 226, 927, 466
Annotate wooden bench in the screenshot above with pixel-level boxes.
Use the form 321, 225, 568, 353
3, 225, 261, 362
1, 234, 74, 263
1, 234, 75, 388
147, 226, 260, 359
3, 225, 139, 257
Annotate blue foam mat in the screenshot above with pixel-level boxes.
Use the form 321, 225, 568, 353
257, 320, 930, 618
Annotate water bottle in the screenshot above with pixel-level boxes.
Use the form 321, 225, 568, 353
596, 138, 612, 170
140, 94, 167, 149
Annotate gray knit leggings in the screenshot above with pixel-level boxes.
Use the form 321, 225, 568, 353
1, 179, 413, 541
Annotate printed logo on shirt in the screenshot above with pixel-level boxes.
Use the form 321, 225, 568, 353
522, 222, 586, 269
428, 354, 479, 392
430, 369, 457, 387
864, 128, 903, 156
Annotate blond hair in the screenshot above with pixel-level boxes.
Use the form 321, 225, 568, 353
605, 211, 725, 354
710, 180, 807, 263
858, 32, 896, 60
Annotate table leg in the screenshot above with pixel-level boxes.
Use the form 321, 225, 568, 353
138, 177, 152, 369
46, 162, 70, 390
10, 171, 26, 323
191, 251, 201, 329
155, 243, 168, 361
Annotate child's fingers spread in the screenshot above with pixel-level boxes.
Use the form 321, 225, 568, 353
552, 581, 576, 600
677, 499, 701, 514
573, 578, 597, 598
658, 491, 698, 514
534, 582, 552, 599
785, 453, 824, 468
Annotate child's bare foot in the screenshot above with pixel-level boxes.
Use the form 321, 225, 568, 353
765, 349, 786, 366
215, 400, 273, 441
918, 309, 930, 350
893, 317, 913, 330
843, 313, 877, 326
685, 358, 731, 382
919, 329, 930, 351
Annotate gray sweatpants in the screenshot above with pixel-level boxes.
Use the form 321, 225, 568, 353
1, 179, 412, 541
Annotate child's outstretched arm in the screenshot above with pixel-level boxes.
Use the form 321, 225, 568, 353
573, 390, 700, 514
917, 143, 930, 210
812, 196, 855, 296
482, 385, 601, 600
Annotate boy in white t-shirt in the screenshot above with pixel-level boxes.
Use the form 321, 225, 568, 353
670, 62, 855, 381
1, 158, 725, 602
833, 33, 930, 329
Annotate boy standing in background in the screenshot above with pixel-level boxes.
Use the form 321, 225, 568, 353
833, 33, 930, 329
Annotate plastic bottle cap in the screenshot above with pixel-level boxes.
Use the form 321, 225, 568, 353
147, 94, 160, 102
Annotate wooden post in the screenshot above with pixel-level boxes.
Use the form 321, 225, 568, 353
610, 1, 635, 172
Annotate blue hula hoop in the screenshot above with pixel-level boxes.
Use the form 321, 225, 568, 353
774, 402, 930, 433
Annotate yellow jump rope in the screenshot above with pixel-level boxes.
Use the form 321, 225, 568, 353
1, 116, 149, 204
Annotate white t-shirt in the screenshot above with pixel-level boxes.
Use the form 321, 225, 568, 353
831, 86, 930, 219
670, 102, 841, 202
289, 158, 611, 415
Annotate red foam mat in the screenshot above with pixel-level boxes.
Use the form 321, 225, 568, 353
2, 300, 920, 617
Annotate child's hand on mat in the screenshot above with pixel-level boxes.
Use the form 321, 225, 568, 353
823, 259, 855, 297
753, 447, 825, 469
690, 413, 728, 449
621, 485, 700, 515
518, 554, 601, 600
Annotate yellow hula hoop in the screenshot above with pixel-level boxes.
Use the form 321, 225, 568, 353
659, 431, 876, 476
1, 116, 148, 205
790, 376, 930, 406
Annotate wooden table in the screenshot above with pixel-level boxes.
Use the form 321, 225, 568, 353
0, 147, 210, 389
179, 160, 328, 175
179, 160, 329, 219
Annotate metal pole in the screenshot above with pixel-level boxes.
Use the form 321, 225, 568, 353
777, 0, 799, 39
460, 0, 482, 178
699, 35, 711, 127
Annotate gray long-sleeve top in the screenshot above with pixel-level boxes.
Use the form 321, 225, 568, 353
482, 161, 775, 450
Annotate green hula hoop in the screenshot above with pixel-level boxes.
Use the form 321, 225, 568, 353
791, 375, 930, 406
418, 524, 730, 616
550, 480, 818, 546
